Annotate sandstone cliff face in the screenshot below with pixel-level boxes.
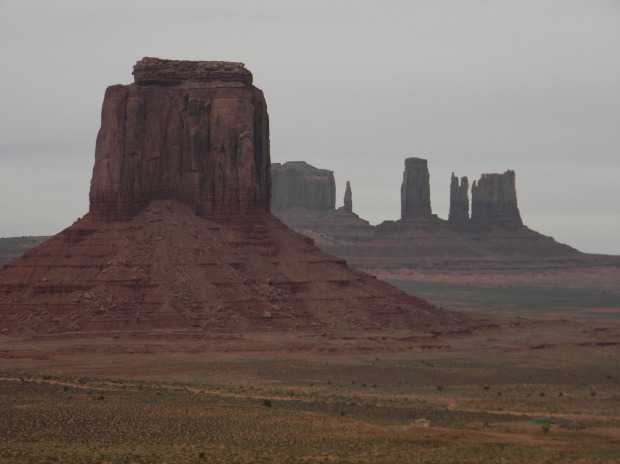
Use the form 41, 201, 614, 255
401, 157, 432, 219
448, 173, 469, 224
471, 170, 522, 230
271, 161, 335, 211
89, 57, 271, 223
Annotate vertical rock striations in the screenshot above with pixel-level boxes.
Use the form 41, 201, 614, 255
271, 161, 335, 211
448, 173, 469, 224
401, 157, 432, 219
89, 57, 271, 223
343, 180, 353, 213
471, 170, 523, 229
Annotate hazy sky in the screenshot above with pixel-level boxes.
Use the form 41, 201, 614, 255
1, 0, 619, 254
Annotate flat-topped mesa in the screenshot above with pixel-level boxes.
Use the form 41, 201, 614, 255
89, 57, 270, 222
448, 173, 469, 224
471, 170, 523, 229
271, 161, 335, 211
401, 157, 432, 219
132, 57, 253, 86
343, 180, 353, 213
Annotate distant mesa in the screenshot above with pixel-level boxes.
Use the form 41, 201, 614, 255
0, 58, 465, 335
270, 158, 617, 275
271, 161, 335, 211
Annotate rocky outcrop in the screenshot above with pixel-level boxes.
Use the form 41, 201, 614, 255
271, 161, 335, 211
1, 59, 458, 335
132, 58, 253, 86
89, 57, 271, 223
471, 170, 522, 230
270, 158, 597, 276
343, 181, 353, 213
401, 157, 432, 219
448, 173, 469, 224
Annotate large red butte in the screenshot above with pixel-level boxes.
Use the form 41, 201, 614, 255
0, 58, 476, 336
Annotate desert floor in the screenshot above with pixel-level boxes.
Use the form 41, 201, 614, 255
1, 303, 619, 464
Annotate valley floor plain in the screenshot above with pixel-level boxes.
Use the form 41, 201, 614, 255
1, 313, 619, 463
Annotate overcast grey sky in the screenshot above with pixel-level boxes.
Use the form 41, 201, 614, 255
1, 0, 619, 254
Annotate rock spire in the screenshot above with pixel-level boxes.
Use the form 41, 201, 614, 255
343, 181, 353, 213
448, 173, 469, 224
401, 157, 432, 219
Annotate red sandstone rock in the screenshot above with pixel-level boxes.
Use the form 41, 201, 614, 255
0, 59, 464, 335
0, 201, 452, 334
400, 158, 432, 219
89, 57, 270, 223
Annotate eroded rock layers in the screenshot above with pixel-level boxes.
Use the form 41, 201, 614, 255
89, 57, 270, 223
1, 201, 449, 334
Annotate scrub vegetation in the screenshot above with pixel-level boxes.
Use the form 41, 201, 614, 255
1, 352, 619, 463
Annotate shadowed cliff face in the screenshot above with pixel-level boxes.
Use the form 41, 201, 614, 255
89, 57, 271, 223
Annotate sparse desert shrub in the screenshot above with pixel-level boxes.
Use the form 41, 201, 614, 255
263, 399, 272, 407
483, 385, 490, 390
542, 423, 551, 433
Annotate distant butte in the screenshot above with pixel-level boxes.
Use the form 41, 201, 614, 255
0, 58, 478, 335
271, 159, 620, 277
